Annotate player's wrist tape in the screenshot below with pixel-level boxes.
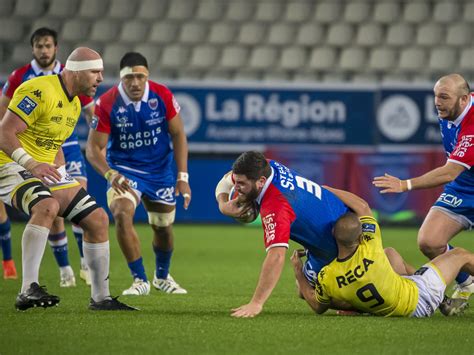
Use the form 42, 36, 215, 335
215, 173, 234, 199
406, 179, 412, 191
104, 169, 119, 182
177, 171, 189, 183
11, 147, 39, 170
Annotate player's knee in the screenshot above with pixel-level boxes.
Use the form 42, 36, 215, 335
31, 198, 60, 222
81, 208, 109, 236
110, 202, 135, 224
148, 210, 175, 228
418, 238, 445, 259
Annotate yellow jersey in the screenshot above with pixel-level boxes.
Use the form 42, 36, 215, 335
0, 75, 81, 165
315, 216, 418, 317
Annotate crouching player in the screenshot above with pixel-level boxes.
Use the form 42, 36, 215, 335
292, 187, 472, 317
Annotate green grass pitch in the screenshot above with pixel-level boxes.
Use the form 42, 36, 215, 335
1, 223, 473, 354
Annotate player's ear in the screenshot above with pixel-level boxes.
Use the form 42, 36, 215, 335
256, 176, 266, 189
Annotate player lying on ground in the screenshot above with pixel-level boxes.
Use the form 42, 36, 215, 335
291, 187, 472, 317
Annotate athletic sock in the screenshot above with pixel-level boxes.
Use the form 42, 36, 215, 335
447, 244, 471, 284
83, 241, 110, 302
128, 257, 147, 281
21, 224, 49, 293
0, 219, 12, 261
48, 231, 70, 267
72, 224, 84, 259
154, 245, 173, 279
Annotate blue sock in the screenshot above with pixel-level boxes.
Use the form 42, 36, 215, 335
48, 231, 70, 267
128, 257, 147, 281
72, 225, 84, 258
154, 246, 173, 279
448, 244, 470, 284
0, 219, 12, 261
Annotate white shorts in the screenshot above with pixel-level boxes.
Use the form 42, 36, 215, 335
0, 162, 79, 206
404, 263, 446, 318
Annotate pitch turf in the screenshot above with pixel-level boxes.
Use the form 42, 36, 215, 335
0, 223, 473, 354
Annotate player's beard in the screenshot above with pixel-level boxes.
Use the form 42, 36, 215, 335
34, 53, 56, 69
243, 184, 260, 202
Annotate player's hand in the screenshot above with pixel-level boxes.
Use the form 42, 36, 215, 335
290, 249, 306, 270
110, 173, 131, 195
30, 163, 61, 185
231, 302, 263, 318
372, 173, 403, 193
175, 180, 191, 210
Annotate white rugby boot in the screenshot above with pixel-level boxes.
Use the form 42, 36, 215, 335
152, 274, 187, 294
59, 266, 76, 288
122, 278, 151, 296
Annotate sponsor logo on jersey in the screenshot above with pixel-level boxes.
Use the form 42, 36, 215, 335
336, 258, 374, 288
148, 98, 158, 110
66, 117, 76, 127
452, 135, 474, 158
57, 100, 63, 108
17, 96, 37, 115
50, 115, 62, 123
146, 112, 164, 126
116, 115, 133, 132
156, 187, 175, 203
19, 170, 34, 180
262, 213, 276, 244
172, 95, 181, 113
362, 223, 376, 233
35, 138, 60, 150
437, 193, 462, 207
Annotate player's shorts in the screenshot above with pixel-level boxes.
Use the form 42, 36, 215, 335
63, 141, 87, 180
0, 162, 80, 206
403, 263, 446, 318
303, 250, 335, 288
110, 165, 176, 206
432, 184, 474, 229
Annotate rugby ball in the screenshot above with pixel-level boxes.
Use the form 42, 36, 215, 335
228, 186, 259, 224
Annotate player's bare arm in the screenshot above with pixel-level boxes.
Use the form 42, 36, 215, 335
0, 110, 61, 183
216, 172, 253, 218
231, 246, 287, 318
0, 94, 11, 120
323, 186, 372, 217
372, 161, 465, 193
86, 129, 130, 195
168, 113, 191, 209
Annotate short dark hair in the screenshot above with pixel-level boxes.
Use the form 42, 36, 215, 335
120, 52, 148, 69
30, 27, 58, 46
232, 151, 271, 181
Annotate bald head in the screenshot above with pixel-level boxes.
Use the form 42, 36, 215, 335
435, 74, 470, 97
67, 47, 101, 62
333, 213, 362, 248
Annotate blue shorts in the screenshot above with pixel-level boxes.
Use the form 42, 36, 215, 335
303, 250, 334, 288
63, 142, 87, 180
111, 166, 176, 205
432, 184, 474, 229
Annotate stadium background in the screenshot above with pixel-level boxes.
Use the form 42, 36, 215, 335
0, 0, 473, 224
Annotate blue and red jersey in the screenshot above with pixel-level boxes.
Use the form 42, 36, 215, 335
2, 59, 93, 144
440, 94, 474, 189
93, 80, 180, 175
255, 160, 348, 260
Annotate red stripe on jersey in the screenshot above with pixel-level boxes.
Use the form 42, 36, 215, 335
148, 81, 179, 120
259, 184, 296, 250
450, 104, 474, 168
94, 86, 120, 134
3, 64, 31, 98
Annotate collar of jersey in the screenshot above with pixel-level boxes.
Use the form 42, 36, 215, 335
336, 245, 359, 262
256, 166, 274, 205
118, 81, 150, 110
31, 59, 61, 76
448, 95, 473, 128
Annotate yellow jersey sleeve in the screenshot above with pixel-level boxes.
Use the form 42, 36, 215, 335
0, 75, 81, 165
8, 79, 47, 127
315, 267, 331, 304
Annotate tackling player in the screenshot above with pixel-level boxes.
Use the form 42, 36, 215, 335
86, 52, 190, 296
216, 151, 349, 317
0, 47, 134, 311
373, 74, 474, 313
0, 27, 94, 287
291, 187, 473, 317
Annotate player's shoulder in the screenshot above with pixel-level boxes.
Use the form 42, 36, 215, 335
9, 63, 31, 79
148, 80, 172, 96
97, 85, 120, 104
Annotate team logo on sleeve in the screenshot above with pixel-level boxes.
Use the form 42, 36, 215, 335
90, 115, 99, 129
17, 96, 38, 115
172, 95, 181, 113
362, 223, 376, 233
262, 213, 276, 244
